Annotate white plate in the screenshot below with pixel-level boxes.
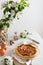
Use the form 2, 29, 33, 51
11, 39, 34, 64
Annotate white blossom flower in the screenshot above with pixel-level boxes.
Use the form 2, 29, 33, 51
11, 2, 17, 7
8, 4, 11, 8
4, 56, 13, 65
4, 12, 10, 18
15, 6, 18, 11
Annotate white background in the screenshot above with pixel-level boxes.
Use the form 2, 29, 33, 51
0, 0, 43, 38
0, 0, 43, 65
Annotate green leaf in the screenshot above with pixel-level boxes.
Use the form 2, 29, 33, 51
20, 0, 30, 7
4, 15, 11, 21
6, 22, 10, 28
20, 0, 25, 3
0, 23, 3, 29
20, 34, 27, 38
9, 1, 13, 4
9, 8, 11, 12
5, 18, 9, 21
4, 7, 10, 14
23, 36, 27, 39
25, 3, 30, 7
3, 22, 6, 25
4, 58, 8, 60
26, 32, 29, 35
2, 18, 9, 22
8, 14, 11, 18
11, 7, 15, 10
4, 58, 8, 65
13, 61, 15, 65
18, 5, 24, 11
13, 13, 16, 18
0, 19, 6, 22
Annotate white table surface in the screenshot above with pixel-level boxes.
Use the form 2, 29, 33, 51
0, 29, 43, 65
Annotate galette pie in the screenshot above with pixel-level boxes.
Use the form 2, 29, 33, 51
15, 43, 39, 58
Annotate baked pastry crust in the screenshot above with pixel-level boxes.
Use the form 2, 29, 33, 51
15, 43, 39, 59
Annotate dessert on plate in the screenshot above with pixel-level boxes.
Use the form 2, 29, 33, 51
15, 43, 39, 59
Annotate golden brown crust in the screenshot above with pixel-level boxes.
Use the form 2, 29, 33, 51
15, 43, 39, 59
